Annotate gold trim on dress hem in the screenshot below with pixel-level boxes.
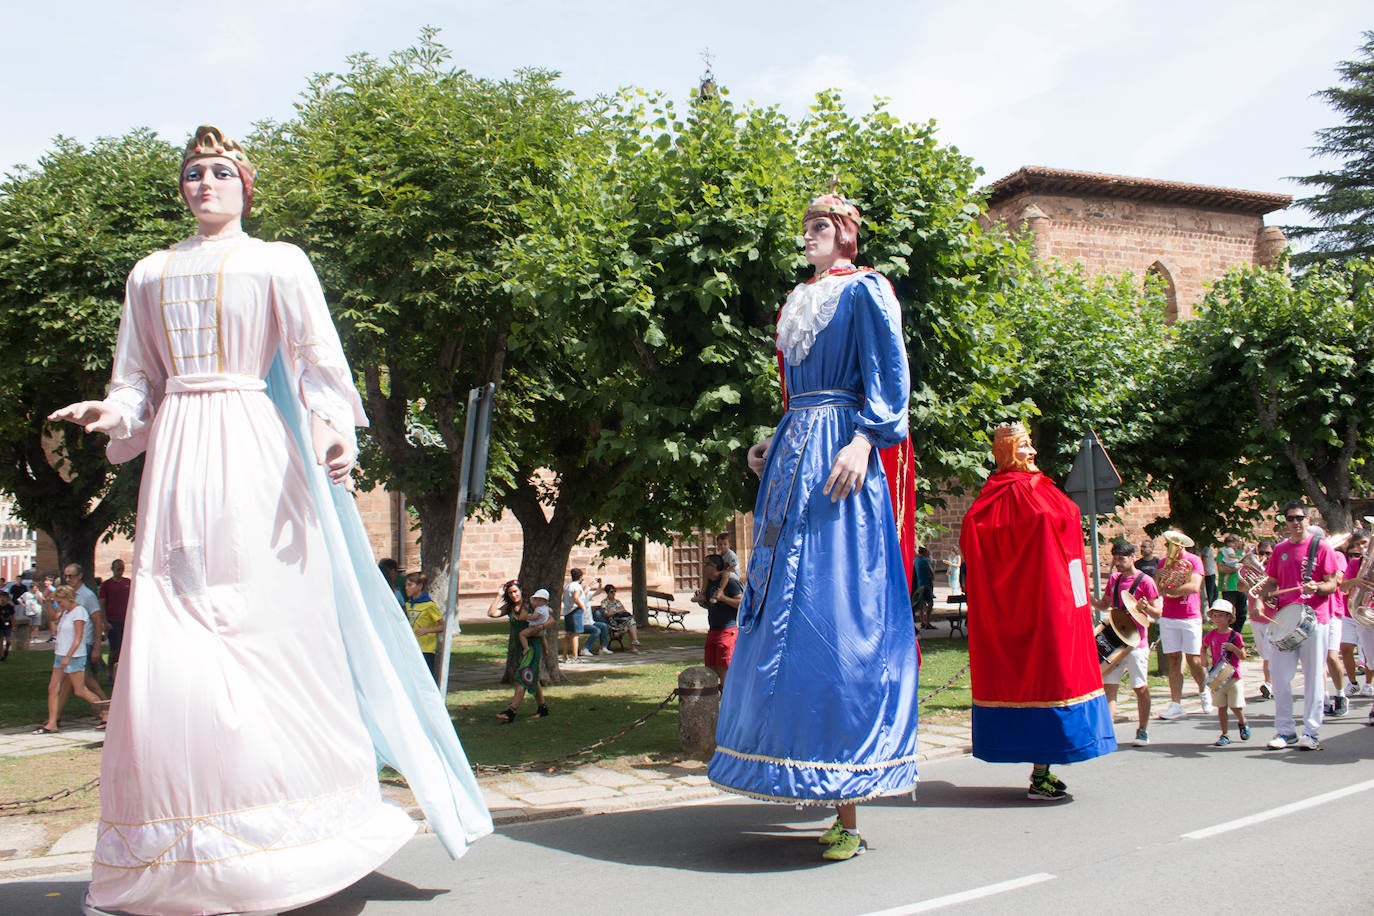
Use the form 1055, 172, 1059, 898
971, 688, 1106, 709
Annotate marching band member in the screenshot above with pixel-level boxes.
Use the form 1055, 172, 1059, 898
1091, 541, 1161, 746
1154, 530, 1210, 720
1256, 501, 1343, 750
961, 422, 1115, 801
1330, 529, 1368, 714
1248, 540, 1277, 698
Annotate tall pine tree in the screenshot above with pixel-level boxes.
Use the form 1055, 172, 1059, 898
1289, 31, 1374, 265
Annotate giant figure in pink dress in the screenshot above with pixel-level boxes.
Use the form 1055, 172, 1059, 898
52, 126, 491, 916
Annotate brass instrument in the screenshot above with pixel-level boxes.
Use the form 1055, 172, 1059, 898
1345, 544, 1374, 629
1157, 554, 1194, 591
1156, 530, 1196, 592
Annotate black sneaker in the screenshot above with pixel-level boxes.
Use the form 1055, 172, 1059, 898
1331, 695, 1349, 717
535, 704, 550, 718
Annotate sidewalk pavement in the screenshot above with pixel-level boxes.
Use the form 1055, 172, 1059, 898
0, 635, 1314, 880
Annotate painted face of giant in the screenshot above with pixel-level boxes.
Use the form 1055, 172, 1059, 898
181, 156, 245, 222
803, 216, 840, 269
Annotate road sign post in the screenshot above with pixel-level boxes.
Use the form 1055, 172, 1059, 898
1062, 430, 1122, 602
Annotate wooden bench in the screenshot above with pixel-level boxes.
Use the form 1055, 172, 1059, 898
646, 589, 688, 630
928, 594, 967, 638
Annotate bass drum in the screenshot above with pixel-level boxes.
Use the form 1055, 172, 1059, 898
1268, 602, 1317, 652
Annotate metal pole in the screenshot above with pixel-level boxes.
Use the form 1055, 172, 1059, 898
436, 387, 482, 692
1084, 434, 1102, 603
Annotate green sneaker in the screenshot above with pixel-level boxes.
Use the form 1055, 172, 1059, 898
1040, 771, 1068, 792
1027, 777, 1068, 801
821, 829, 866, 861
818, 818, 846, 845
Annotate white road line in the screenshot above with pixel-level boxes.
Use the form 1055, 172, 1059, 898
1182, 777, 1374, 841
859, 873, 1057, 915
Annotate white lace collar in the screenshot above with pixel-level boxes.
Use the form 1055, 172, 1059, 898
776, 270, 865, 363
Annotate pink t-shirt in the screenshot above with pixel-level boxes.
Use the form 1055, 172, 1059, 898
1202, 628, 1243, 678
1265, 536, 1342, 624
1331, 555, 1362, 618
1106, 570, 1159, 645
1159, 551, 1204, 620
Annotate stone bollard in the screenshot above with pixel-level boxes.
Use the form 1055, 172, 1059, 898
11, 618, 32, 651
678, 666, 721, 760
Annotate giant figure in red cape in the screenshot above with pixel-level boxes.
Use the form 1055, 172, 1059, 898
959, 422, 1115, 798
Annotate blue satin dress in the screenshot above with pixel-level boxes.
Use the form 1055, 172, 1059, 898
708, 271, 920, 805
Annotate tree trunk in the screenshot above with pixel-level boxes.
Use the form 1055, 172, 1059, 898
505, 474, 588, 686
631, 534, 649, 627
45, 518, 100, 580
411, 488, 458, 598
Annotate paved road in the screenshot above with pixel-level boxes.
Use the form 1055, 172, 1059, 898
5, 708, 1369, 915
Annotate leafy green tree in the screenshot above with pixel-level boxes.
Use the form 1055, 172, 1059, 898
250, 32, 588, 596
0, 130, 190, 571
1147, 259, 1374, 535
1001, 264, 1171, 494
500, 87, 1031, 612
1289, 31, 1374, 265
794, 93, 1029, 498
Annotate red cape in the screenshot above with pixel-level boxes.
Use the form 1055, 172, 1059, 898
959, 470, 1102, 705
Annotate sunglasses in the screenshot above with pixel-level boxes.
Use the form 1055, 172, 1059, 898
1284, 515, 1306, 522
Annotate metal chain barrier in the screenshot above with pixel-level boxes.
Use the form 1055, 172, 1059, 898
0, 775, 101, 813
917, 662, 970, 711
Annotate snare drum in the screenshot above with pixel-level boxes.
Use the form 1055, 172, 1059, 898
1205, 657, 1236, 690
1268, 602, 1318, 652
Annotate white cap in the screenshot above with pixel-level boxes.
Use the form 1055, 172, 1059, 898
1208, 597, 1235, 618
531, 588, 550, 601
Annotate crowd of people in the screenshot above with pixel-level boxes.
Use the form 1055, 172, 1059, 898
1087, 505, 1374, 753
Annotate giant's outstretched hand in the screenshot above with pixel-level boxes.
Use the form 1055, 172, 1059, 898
49, 401, 121, 435
311, 412, 356, 489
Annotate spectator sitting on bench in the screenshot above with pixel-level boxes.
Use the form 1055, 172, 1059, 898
595, 584, 642, 653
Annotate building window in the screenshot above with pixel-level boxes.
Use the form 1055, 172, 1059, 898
1147, 261, 1179, 324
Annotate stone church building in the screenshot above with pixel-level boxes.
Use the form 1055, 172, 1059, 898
58, 165, 1289, 600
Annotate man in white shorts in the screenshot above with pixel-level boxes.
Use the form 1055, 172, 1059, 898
1092, 541, 1161, 745
1154, 530, 1209, 720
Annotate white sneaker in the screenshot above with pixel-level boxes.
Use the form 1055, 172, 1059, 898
1297, 733, 1323, 751
1159, 702, 1186, 720
1267, 733, 1298, 750
1345, 683, 1361, 697
1200, 695, 1216, 715
1360, 683, 1374, 697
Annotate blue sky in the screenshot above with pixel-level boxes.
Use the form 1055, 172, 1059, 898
3, 1, 1369, 226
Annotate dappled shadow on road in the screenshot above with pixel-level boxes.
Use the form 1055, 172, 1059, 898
499, 800, 844, 873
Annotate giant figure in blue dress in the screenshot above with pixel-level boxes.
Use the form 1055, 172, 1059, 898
708, 193, 919, 861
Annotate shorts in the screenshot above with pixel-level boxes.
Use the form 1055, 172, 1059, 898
1210, 676, 1244, 709
704, 627, 737, 669
1159, 617, 1202, 655
53, 655, 87, 674
1337, 616, 1358, 646
1325, 617, 1342, 649
1103, 646, 1149, 686
563, 610, 584, 634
